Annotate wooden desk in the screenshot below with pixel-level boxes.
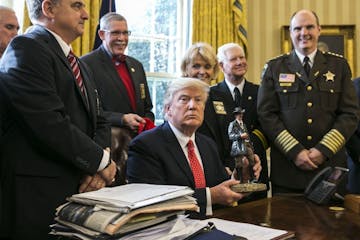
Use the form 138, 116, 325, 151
213, 195, 360, 240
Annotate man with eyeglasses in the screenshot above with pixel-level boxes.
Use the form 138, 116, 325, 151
0, 6, 19, 58
81, 12, 154, 140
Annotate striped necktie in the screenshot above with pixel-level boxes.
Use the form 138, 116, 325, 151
67, 50, 85, 93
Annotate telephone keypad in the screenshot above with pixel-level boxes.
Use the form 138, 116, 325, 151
307, 181, 336, 204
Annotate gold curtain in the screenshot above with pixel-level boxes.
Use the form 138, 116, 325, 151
22, 0, 101, 56
192, 0, 248, 83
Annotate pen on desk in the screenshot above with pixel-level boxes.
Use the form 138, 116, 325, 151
183, 221, 215, 240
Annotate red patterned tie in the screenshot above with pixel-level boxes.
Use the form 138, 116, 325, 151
67, 50, 85, 93
187, 140, 206, 188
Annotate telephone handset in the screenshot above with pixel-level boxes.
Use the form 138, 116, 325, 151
304, 166, 349, 204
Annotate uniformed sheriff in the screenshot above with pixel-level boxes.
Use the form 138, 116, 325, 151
258, 9, 359, 194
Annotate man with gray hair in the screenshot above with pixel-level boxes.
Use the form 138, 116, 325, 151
127, 77, 262, 216
0, 0, 116, 238
0, 5, 18, 142
0, 5, 19, 58
198, 42, 269, 201
81, 12, 154, 137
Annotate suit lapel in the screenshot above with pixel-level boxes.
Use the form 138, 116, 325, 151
202, 99, 218, 140
242, 81, 253, 108
34, 26, 93, 117
195, 134, 212, 181
287, 51, 308, 84
311, 51, 327, 82
161, 122, 197, 187
242, 81, 257, 119
288, 50, 328, 83
217, 81, 236, 126
78, 61, 97, 127
98, 46, 132, 108
217, 81, 236, 113
125, 58, 142, 112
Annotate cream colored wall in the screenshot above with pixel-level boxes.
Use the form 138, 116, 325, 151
247, 0, 359, 83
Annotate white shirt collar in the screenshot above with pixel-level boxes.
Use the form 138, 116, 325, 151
295, 49, 317, 67
225, 78, 245, 98
168, 121, 195, 149
46, 28, 72, 56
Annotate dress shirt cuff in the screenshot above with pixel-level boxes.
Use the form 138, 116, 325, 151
97, 150, 110, 171
205, 187, 213, 216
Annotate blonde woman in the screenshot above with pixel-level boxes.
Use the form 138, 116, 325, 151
181, 42, 219, 85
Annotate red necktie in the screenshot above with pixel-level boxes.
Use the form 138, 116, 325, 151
67, 51, 85, 93
187, 140, 206, 188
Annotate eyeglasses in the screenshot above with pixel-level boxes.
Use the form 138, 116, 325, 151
103, 30, 132, 37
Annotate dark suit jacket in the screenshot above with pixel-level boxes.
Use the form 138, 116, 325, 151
0, 25, 110, 239
126, 122, 229, 216
81, 45, 154, 128
258, 50, 359, 190
346, 77, 360, 163
198, 80, 269, 188
346, 77, 360, 193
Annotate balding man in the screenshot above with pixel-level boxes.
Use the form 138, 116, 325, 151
258, 9, 359, 194
0, 6, 19, 58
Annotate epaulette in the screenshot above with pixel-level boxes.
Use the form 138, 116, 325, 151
261, 53, 290, 79
267, 52, 290, 62
322, 51, 344, 58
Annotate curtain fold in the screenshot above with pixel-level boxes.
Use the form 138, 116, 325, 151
72, 0, 101, 56
22, 0, 101, 56
192, 0, 248, 82
93, 0, 116, 50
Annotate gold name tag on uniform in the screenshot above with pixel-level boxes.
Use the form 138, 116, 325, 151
140, 84, 145, 99
213, 101, 227, 115
279, 83, 293, 87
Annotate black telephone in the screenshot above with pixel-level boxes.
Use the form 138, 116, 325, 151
304, 166, 349, 204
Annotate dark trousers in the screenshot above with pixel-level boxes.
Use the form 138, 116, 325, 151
347, 156, 360, 194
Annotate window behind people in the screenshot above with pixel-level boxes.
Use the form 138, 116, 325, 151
116, 0, 191, 124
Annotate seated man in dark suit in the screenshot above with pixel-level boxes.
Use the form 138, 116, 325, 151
127, 77, 262, 216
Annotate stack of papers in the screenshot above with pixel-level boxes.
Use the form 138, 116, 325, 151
68, 183, 195, 212
50, 184, 199, 239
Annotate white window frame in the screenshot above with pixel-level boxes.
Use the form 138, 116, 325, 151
116, 0, 192, 123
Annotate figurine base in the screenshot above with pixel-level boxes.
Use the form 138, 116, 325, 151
231, 183, 267, 193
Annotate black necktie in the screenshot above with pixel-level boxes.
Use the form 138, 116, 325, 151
234, 87, 242, 106
303, 56, 311, 77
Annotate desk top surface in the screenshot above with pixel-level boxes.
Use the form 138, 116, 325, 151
213, 195, 360, 240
